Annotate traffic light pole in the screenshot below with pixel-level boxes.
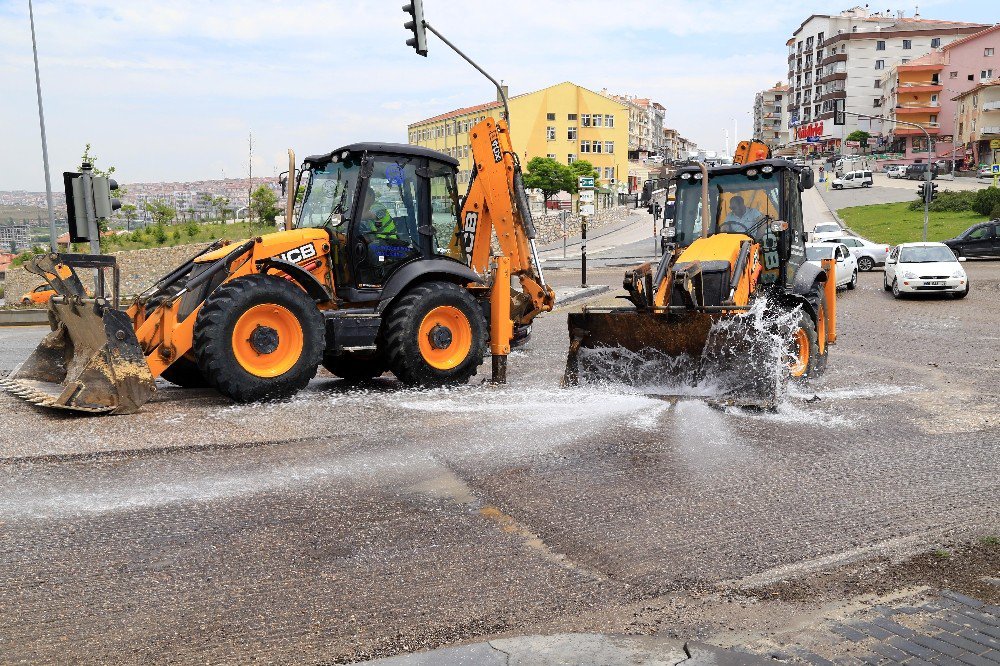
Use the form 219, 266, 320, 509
420, 21, 509, 124
79, 162, 105, 296
841, 111, 931, 241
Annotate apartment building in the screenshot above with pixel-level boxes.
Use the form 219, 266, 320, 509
0, 224, 31, 252
753, 83, 790, 148
786, 6, 987, 153
883, 25, 1000, 162
954, 81, 1000, 167
407, 82, 629, 188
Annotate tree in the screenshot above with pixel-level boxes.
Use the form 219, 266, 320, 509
568, 160, 600, 193
120, 203, 138, 231
972, 187, 1000, 217
144, 200, 176, 226
522, 157, 576, 203
250, 185, 280, 228
213, 196, 231, 223
846, 130, 871, 152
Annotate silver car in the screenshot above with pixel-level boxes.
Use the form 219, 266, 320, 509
822, 235, 891, 272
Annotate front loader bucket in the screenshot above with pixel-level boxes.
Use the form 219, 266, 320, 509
564, 308, 785, 408
2, 298, 155, 415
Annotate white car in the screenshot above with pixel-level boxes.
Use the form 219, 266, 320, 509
831, 169, 873, 189
821, 235, 891, 272
811, 222, 845, 242
884, 165, 906, 179
805, 243, 858, 290
883, 242, 969, 299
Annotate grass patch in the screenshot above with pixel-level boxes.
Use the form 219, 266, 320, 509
88, 221, 273, 253
981, 536, 999, 547
837, 201, 987, 245
933, 548, 952, 559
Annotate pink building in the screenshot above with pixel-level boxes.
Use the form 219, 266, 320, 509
883, 24, 1000, 165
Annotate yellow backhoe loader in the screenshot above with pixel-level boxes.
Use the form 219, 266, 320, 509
565, 143, 837, 407
4, 119, 554, 415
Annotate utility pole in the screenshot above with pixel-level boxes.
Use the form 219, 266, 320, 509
29, 0, 57, 251
247, 129, 253, 227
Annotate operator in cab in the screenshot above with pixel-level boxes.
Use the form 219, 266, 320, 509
360, 185, 398, 241
720, 195, 764, 235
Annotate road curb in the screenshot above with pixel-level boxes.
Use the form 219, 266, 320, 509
553, 284, 610, 308
0, 309, 49, 326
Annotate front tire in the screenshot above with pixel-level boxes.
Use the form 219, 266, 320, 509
383, 281, 487, 387
194, 274, 324, 402
788, 311, 820, 380
891, 278, 903, 299
954, 284, 970, 300
847, 269, 858, 290
858, 256, 875, 272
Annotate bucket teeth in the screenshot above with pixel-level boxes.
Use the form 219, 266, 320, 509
1, 378, 112, 413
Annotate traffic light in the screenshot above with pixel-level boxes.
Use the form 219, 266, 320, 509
92, 176, 121, 218
402, 0, 427, 56
927, 181, 938, 202
63, 171, 89, 243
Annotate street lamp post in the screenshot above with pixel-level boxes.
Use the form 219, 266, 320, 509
845, 110, 933, 241
28, 0, 58, 251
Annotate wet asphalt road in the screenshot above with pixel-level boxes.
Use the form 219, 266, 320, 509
1, 264, 999, 664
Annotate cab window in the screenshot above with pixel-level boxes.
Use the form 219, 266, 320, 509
353, 157, 423, 287
427, 163, 466, 262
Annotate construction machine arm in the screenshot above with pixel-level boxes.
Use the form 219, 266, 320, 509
460, 117, 555, 326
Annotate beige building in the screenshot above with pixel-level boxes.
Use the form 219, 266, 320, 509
407, 82, 629, 189
753, 83, 791, 148
954, 81, 1000, 167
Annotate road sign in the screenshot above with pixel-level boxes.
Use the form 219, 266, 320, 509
866, 137, 878, 146
834, 99, 846, 126
991, 139, 1000, 149
846, 140, 860, 147
579, 190, 595, 203
993, 164, 1000, 174
578, 176, 595, 189
580, 204, 595, 216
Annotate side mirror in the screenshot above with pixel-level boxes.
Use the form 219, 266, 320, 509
278, 173, 288, 197
800, 168, 815, 190
958, 256, 967, 262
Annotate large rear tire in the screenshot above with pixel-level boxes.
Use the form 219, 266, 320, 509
383, 281, 486, 387
194, 274, 323, 402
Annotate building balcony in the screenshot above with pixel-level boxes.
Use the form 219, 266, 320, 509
896, 83, 943, 94
820, 90, 847, 102
821, 53, 848, 66
788, 52, 795, 62
894, 103, 941, 114
893, 126, 941, 136
983, 101, 1000, 112
819, 72, 847, 85
982, 126, 1000, 135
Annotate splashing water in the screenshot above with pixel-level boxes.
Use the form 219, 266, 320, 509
577, 296, 805, 407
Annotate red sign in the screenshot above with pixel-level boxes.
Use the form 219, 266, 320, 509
795, 121, 824, 140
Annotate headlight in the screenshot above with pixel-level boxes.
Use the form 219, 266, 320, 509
902, 271, 918, 279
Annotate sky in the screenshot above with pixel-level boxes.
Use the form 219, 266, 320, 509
1, 0, 996, 191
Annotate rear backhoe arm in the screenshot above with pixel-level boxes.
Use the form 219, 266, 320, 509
461, 118, 555, 326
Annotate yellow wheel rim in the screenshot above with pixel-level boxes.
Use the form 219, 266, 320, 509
789, 327, 810, 378
232, 304, 303, 378
418, 305, 472, 371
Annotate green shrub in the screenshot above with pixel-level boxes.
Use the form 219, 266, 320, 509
130, 230, 142, 242
172, 229, 181, 242
972, 187, 1000, 217
991, 204, 1000, 220
185, 221, 199, 238
153, 224, 167, 245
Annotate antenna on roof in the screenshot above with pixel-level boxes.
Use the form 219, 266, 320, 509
914, 5, 920, 18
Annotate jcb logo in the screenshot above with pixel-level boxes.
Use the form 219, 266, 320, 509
276, 243, 318, 264
462, 211, 478, 256
489, 126, 503, 163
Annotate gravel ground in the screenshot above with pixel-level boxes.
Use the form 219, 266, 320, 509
0, 263, 998, 663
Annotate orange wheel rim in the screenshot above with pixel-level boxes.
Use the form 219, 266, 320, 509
789, 328, 810, 377
232, 304, 303, 378
417, 305, 472, 371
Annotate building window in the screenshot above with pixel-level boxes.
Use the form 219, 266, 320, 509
876, 40, 885, 51
873, 98, 882, 107
580, 140, 591, 153
567, 154, 577, 164
546, 126, 555, 140
592, 141, 602, 153
567, 127, 577, 140
593, 115, 603, 127
568, 113, 577, 120
604, 114, 614, 127
987, 48, 996, 57
874, 78, 882, 88
950, 71, 958, 79
546, 153, 556, 159
902, 58, 910, 64
875, 60, 885, 70
546, 112, 555, 121
604, 141, 614, 154
902, 39, 912, 50
581, 114, 591, 127
931, 38, 941, 48
982, 69, 994, 80
604, 167, 614, 180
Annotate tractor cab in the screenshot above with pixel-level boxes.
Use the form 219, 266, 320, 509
665, 159, 813, 288
296, 143, 467, 300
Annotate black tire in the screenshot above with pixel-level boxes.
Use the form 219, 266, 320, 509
789, 311, 820, 381
847, 269, 858, 290
883, 273, 892, 291
891, 278, 903, 299
858, 256, 875, 272
323, 353, 387, 381
160, 355, 210, 388
193, 274, 324, 402
383, 281, 487, 387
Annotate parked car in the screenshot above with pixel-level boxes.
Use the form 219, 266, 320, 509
19, 284, 56, 305
805, 242, 858, 290
821, 235, 891, 271
942, 221, 1000, 259
884, 165, 907, 179
978, 165, 997, 179
883, 242, 968, 299
811, 222, 845, 241
831, 169, 874, 189
904, 163, 939, 180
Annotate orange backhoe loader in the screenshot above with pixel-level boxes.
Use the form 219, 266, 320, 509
4, 119, 554, 414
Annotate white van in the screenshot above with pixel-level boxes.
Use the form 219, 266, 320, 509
832, 169, 873, 189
